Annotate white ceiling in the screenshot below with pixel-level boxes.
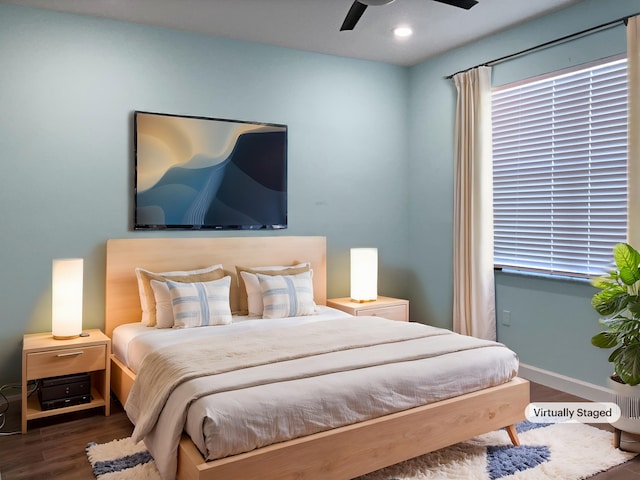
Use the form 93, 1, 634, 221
3, 0, 583, 66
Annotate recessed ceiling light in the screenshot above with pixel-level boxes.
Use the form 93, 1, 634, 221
393, 26, 413, 38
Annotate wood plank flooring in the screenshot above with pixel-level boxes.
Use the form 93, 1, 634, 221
0, 382, 639, 479
0, 398, 133, 479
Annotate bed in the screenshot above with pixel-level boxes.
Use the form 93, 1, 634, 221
105, 236, 529, 480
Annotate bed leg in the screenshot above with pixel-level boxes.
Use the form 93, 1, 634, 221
505, 424, 520, 446
614, 428, 621, 449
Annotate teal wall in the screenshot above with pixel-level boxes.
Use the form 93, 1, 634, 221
2, 0, 639, 390
0, 3, 410, 384
407, 0, 640, 387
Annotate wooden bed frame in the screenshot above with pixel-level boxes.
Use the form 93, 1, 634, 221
105, 236, 530, 480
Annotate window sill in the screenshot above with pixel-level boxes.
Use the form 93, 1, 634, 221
494, 267, 592, 285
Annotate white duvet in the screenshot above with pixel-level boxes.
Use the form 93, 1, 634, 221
116, 310, 519, 480
113, 306, 352, 373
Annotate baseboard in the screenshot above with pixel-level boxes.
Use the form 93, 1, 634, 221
519, 363, 613, 402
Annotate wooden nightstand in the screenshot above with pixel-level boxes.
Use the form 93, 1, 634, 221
21, 329, 111, 433
327, 296, 409, 322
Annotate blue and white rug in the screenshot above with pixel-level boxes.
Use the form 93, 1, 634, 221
86, 422, 636, 480
86, 437, 159, 480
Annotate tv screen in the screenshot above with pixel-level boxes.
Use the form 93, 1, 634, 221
134, 111, 287, 230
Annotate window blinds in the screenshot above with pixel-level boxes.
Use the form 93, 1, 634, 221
492, 58, 628, 277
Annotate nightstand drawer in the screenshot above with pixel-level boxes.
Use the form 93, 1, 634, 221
357, 304, 408, 321
26, 345, 106, 380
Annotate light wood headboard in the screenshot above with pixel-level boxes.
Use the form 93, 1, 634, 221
105, 236, 327, 338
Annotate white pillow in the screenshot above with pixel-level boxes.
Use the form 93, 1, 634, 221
239, 263, 311, 316
166, 276, 233, 328
257, 271, 316, 319
135, 264, 224, 326
240, 271, 267, 317
150, 280, 174, 329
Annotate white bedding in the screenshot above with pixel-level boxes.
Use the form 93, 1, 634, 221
112, 305, 352, 372
116, 310, 519, 480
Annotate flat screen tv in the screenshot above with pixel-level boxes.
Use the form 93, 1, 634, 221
134, 111, 287, 230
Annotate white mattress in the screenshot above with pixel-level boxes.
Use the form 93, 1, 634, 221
116, 310, 520, 480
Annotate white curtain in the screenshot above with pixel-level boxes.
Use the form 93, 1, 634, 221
628, 16, 640, 246
452, 66, 496, 341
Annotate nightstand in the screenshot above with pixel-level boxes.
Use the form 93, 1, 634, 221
21, 329, 111, 433
327, 296, 409, 322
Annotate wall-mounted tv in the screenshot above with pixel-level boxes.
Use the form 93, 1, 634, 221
134, 111, 287, 230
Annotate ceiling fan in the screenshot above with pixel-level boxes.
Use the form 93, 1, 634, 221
340, 0, 479, 31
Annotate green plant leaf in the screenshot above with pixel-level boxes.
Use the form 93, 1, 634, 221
628, 297, 640, 316
600, 317, 631, 334
591, 288, 629, 316
614, 342, 640, 386
608, 346, 623, 364
614, 243, 640, 285
592, 331, 620, 349
592, 274, 620, 290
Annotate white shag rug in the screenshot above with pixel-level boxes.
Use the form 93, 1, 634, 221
86, 437, 160, 480
86, 422, 636, 480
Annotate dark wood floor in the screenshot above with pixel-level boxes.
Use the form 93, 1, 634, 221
0, 383, 639, 479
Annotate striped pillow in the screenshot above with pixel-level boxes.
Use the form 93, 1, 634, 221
256, 271, 316, 319
235, 263, 311, 315
166, 277, 232, 328
135, 264, 225, 326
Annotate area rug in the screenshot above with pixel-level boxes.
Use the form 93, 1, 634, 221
86, 421, 636, 480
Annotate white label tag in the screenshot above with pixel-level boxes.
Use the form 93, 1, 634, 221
525, 402, 621, 423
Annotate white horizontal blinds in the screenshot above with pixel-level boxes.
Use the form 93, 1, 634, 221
492, 58, 628, 277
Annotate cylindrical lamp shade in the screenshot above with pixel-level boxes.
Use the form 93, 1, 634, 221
52, 258, 83, 340
350, 248, 378, 302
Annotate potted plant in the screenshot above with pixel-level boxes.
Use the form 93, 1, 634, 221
591, 242, 640, 439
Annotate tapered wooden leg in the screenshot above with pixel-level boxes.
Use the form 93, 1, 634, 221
505, 424, 520, 446
614, 428, 622, 449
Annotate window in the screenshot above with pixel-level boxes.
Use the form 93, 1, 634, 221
492, 57, 628, 278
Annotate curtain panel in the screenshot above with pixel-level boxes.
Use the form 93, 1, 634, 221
628, 16, 640, 246
452, 66, 496, 341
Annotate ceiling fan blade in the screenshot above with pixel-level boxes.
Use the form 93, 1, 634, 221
341, 1, 368, 31
432, 0, 478, 10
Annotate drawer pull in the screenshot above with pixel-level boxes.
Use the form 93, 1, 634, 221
56, 351, 84, 358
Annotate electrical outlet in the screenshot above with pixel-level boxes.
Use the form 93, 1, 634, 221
502, 310, 511, 326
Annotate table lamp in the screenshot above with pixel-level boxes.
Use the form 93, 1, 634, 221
52, 258, 83, 339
